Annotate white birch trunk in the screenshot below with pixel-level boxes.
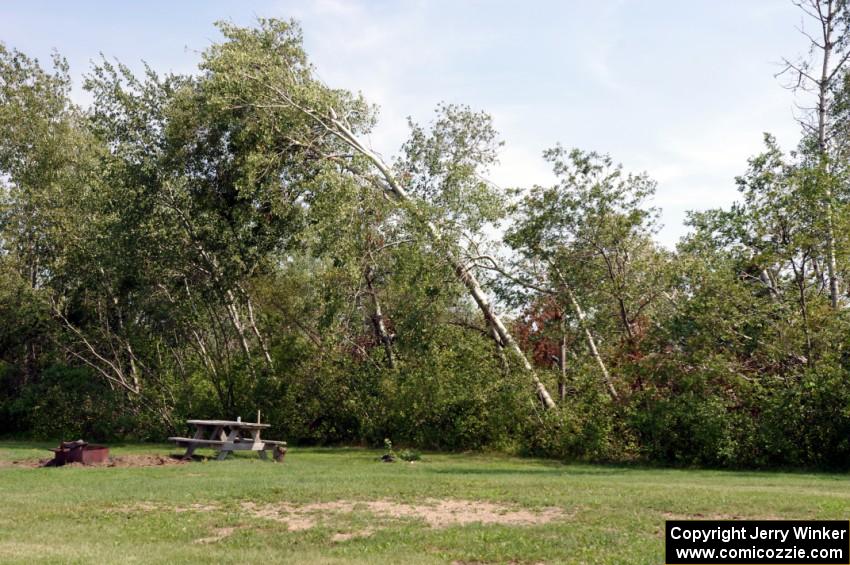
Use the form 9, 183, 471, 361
321, 106, 556, 407
364, 265, 395, 369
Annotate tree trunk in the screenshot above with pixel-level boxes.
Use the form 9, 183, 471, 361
792, 258, 814, 364
819, 19, 840, 309
553, 268, 618, 400
487, 321, 511, 374
783, 0, 847, 308
237, 284, 273, 368
453, 260, 556, 407
364, 264, 395, 369
225, 290, 254, 366
565, 284, 618, 400
558, 314, 568, 402
812, 0, 841, 308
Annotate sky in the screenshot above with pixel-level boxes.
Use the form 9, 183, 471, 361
0, 1, 814, 246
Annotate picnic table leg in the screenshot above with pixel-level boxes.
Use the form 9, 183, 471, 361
215, 427, 239, 461
181, 425, 205, 459
249, 429, 267, 460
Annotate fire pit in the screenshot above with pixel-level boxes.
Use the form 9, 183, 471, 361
49, 440, 109, 466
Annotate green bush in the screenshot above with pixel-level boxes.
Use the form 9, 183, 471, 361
399, 449, 421, 462
520, 368, 619, 461
628, 392, 742, 467
7, 364, 125, 441
751, 367, 850, 469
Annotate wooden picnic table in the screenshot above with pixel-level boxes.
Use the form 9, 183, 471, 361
169, 419, 286, 461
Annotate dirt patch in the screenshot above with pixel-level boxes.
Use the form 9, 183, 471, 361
112, 502, 162, 513
175, 503, 220, 513
332, 529, 374, 542
62, 455, 185, 468
113, 501, 221, 514
0, 458, 48, 469
2, 454, 190, 469
100, 497, 567, 537
194, 527, 236, 544
451, 562, 545, 565
661, 511, 783, 521
107, 455, 188, 467
663, 511, 742, 520
365, 499, 564, 528
241, 501, 316, 531
242, 498, 567, 531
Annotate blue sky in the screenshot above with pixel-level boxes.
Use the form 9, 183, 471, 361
0, 1, 811, 245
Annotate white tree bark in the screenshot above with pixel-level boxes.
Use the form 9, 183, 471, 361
237, 283, 274, 368
364, 264, 396, 369
560, 278, 619, 400
558, 313, 568, 402
474, 255, 618, 401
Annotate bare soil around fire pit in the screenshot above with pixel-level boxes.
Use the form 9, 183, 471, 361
0, 453, 191, 468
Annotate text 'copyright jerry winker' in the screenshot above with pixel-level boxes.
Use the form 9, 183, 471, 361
665, 520, 850, 564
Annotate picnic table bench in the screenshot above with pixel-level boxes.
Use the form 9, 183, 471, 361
169, 419, 287, 461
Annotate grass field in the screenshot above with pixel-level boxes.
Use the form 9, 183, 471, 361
1, 442, 849, 564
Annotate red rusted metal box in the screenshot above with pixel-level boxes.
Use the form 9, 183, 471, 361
50, 442, 109, 465
71, 444, 109, 464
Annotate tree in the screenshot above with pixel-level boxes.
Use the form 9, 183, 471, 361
779, 0, 850, 308
681, 133, 838, 371
199, 19, 557, 407
0, 44, 96, 388
503, 148, 670, 400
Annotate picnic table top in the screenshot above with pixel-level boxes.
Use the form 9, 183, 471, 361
186, 419, 270, 429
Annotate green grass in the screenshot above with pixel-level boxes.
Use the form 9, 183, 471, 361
1, 442, 849, 563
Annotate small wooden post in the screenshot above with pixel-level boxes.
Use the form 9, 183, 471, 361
257, 410, 261, 424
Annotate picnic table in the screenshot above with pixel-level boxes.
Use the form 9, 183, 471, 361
169, 419, 286, 461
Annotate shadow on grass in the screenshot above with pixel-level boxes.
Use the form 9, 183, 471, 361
422, 459, 850, 482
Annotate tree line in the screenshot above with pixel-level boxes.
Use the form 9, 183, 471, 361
2, 2, 850, 468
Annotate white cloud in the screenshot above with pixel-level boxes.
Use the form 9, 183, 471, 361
491, 144, 556, 190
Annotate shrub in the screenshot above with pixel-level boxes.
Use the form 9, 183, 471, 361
399, 449, 421, 462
